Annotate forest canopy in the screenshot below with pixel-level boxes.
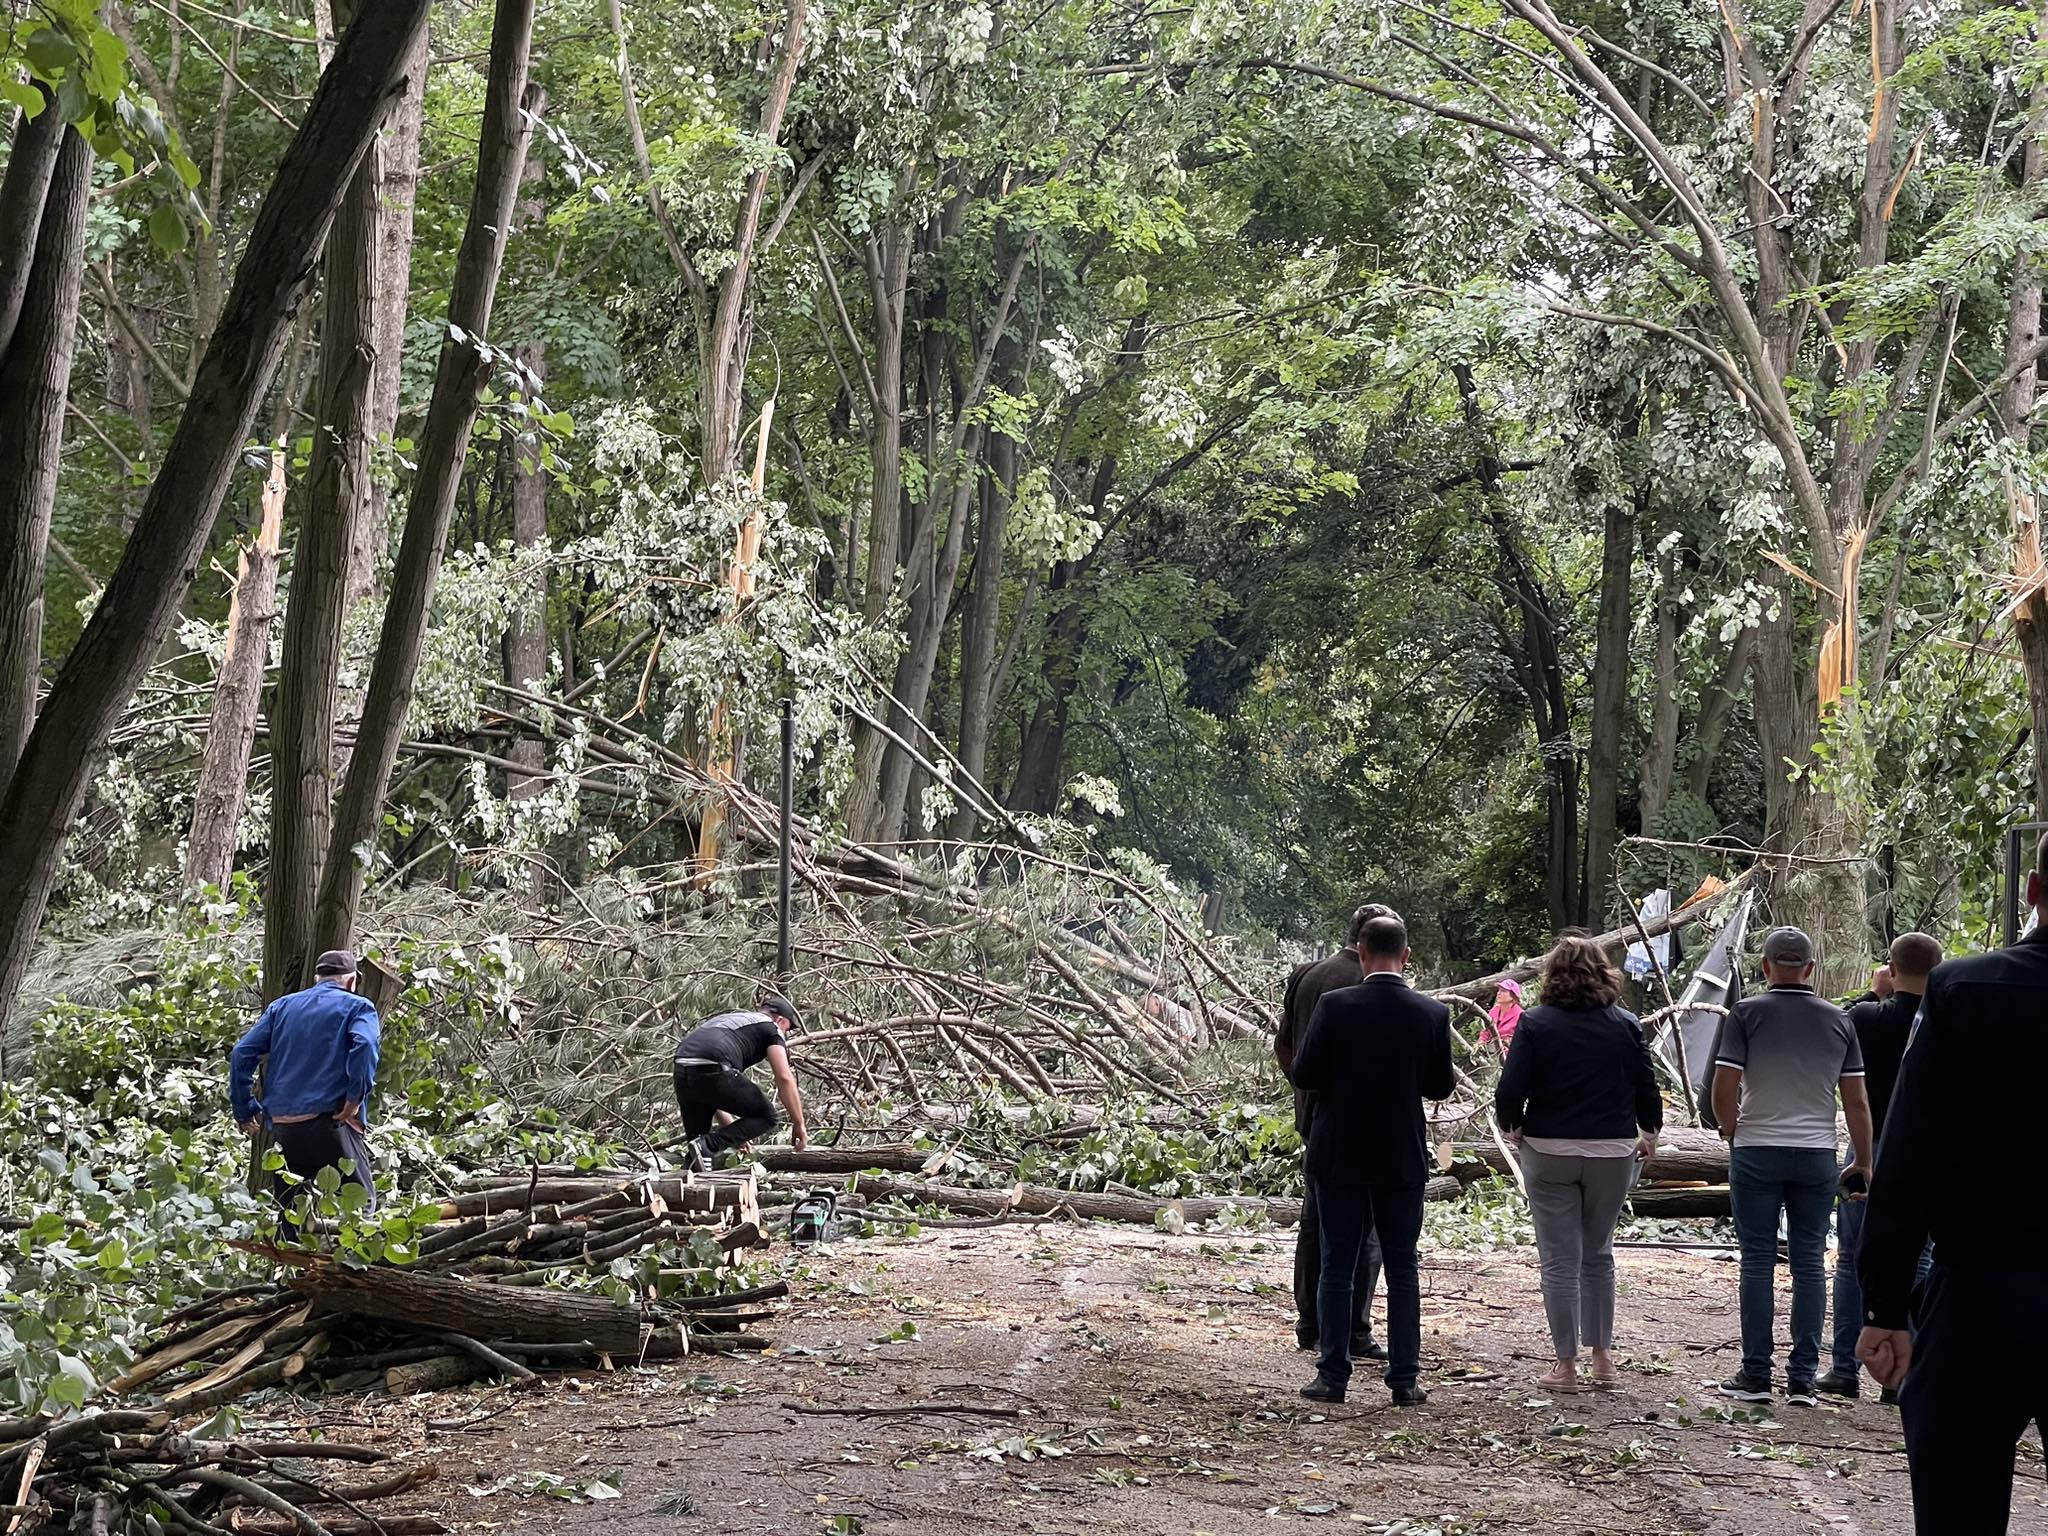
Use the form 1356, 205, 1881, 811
2, 0, 2045, 1015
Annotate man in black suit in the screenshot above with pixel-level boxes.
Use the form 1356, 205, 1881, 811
1858, 833, 2048, 1531
1275, 903, 1390, 1361
1291, 914, 1454, 1406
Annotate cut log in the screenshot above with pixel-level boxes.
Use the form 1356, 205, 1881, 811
751, 1144, 930, 1174
1626, 1185, 1731, 1218
293, 1263, 647, 1352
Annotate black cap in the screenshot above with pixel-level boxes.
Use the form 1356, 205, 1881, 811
313, 949, 359, 977
761, 994, 800, 1027
1761, 927, 1815, 967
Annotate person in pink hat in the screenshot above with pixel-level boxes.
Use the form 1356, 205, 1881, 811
1480, 977, 1524, 1054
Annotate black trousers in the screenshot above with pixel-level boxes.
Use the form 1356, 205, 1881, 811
1901, 1264, 2048, 1533
269, 1115, 377, 1211
1313, 1179, 1425, 1391
1294, 1179, 1381, 1344
673, 1063, 777, 1154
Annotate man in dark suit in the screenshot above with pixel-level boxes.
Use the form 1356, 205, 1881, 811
1291, 914, 1455, 1406
1275, 903, 1391, 1361
1858, 833, 2048, 1531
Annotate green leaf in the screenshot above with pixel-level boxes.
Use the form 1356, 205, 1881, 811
0, 80, 45, 117
148, 205, 189, 256
24, 27, 78, 77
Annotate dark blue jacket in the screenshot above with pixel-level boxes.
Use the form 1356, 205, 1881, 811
1494, 1002, 1662, 1142
1859, 928, 2048, 1327
1293, 973, 1455, 1188
229, 980, 381, 1125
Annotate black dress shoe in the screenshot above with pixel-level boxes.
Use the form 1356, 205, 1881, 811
1390, 1384, 1429, 1408
1300, 1376, 1345, 1403
1352, 1336, 1388, 1361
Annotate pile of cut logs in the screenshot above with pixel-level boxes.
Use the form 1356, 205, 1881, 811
0, 1168, 776, 1536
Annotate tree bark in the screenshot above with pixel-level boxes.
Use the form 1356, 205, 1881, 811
314, 0, 539, 951
1638, 541, 1680, 828
186, 446, 288, 891
1581, 486, 1634, 922
949, 421, 1019, 838
0, 87, 66, 365
268, 0, 396, 995
0, 124, 89, 797
0, 0, 434, 1031
1681, 623, 1753, 804
2005, 0, 2048, 818
293, 1263, 647, 1351
347, 25, 431, 610
504, 342, 549, 798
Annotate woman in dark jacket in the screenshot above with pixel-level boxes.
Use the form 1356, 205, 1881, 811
1495, 934, 1663, 1392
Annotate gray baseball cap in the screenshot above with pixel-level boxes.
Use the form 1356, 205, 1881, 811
313, 948, 359, 977
1760, 927, 1815, 967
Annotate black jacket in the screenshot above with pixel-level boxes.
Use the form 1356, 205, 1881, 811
1846, 990, 1919, 1143
1293, 973, 1455, 1189
1859, 929, 2048, 1329
1275, 949, 1362, 1135
1494, 1003, 1662, 1142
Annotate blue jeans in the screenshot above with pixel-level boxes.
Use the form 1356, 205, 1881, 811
1313, 1179, 1424, 1392
1730, 1146, 1836, 1387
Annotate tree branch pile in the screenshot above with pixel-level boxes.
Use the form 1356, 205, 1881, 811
0, 1409, 443, 1536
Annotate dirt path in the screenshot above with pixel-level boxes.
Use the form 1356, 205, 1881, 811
271, 1223, 2047, 1534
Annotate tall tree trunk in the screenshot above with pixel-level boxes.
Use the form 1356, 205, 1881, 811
842, 226, 911, 844
314, 0, 540, 951
1581, 487, 1634, 921
950, 423, 1019, 838
2006, 0, 2048, 818
504, 342, 549, 795
1638, 542, 1680, 829
348, 24, 431, 608
1681, 625, 1753, 804
0, 124, 89, 795
267, 0, 399, 997
187, 447, 288, 890
1007, 592, 1084, 818
0, 0, 434, 1030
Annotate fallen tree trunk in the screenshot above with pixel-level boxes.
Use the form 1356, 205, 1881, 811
439, 1172, 755, 1220
293, 1263, 647, 1351
837, 1173, 1462, 1226
1454, 1126, 1728, 1185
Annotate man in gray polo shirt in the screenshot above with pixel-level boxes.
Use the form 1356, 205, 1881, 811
1711, 926, 1875, 1405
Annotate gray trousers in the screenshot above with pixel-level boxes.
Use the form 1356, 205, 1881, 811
1522, 1148, 1635, 1360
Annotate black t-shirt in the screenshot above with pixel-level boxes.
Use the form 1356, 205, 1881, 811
676, 1011, 784, 1070
1848, 990, 1920, 1140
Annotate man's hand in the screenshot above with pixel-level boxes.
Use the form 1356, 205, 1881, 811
1636, 1133, 1660, 1162
338, 1101, 366, 1134
1856, 1326, 1913, 1389
792, 1126, 809, 1152
238, 1118, 263, 1138
1843, 1160, 1872, 1201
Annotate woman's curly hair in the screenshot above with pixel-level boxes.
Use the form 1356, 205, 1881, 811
1539, 932, 1623, 1011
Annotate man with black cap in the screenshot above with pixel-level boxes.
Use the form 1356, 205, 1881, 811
1711, 925, 1874, 1405
1858, 831, 2048, 1530
230, 949, 382, 1207
674, 994, 809, 1170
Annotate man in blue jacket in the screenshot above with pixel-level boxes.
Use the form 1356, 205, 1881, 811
230, 949, 382, 1207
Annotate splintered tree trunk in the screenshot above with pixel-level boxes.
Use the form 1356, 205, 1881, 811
0, 0, 435, 1031
314, 0, 540, 951
186, 446, 289, 891
1581, 489, 1634, 921
0, 122, 89, 796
